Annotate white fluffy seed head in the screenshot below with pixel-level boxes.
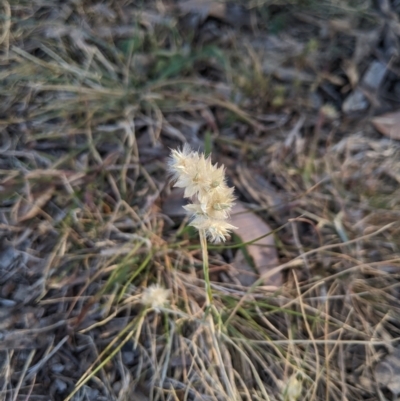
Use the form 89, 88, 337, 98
168, 144, 196, 181
285, 375, 302, 401
190, 216, 237, 243
142, 285, 170, 312
168, 145, 236, 243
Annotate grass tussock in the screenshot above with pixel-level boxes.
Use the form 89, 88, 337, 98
1, 1, 400, 401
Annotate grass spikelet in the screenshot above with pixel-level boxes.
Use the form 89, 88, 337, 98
168, 144, 237, 244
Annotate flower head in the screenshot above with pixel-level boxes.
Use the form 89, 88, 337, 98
175, 154, 212, 198
168, 145, 236, 242
191, 216, 237, 243
142, 285, 170, 312
183, 184, 235, 220
168, 144, 196, 181
284, 374, 302, 401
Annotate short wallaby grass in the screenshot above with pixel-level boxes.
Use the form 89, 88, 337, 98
1, 1, 400, 400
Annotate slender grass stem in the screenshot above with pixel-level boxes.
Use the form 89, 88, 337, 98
199, 229, 213, 306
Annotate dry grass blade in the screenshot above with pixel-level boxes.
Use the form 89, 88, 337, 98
16, 186, 55, 223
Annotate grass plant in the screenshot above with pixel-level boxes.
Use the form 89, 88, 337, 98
168, 144, 237, 306
1, 2, 400, 401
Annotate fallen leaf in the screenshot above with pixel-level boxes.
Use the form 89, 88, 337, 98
230, 203, 280, 287
236, 165, 290, 222
17, 187, 54, 222
372, 111, 400, 140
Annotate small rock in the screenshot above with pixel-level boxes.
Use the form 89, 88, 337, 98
13, 284, 31, 303
362, 61, 387, 90
55, 378, 67, 393
113, 381, 122, 393
122, 351, 135, 365
342, 89, 369, 114
273, 67, 314, 83
84, 386, 99, 400
0, 243, 18, 270
50, 363, 64, 373
225, 4, 251, 28
0, 298, 16, 307
375, 348, 400, 396
308, 91, 323, 110
393, 81, 400, 98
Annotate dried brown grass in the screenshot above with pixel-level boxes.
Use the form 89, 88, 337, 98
1, 1, 399, 401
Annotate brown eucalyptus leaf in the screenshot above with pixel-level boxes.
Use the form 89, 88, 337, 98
236, 165, 289, 222
372, 111, 400, 140
231, 203, 280, 287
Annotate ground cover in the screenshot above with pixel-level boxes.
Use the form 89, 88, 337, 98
1, 1, 400, 400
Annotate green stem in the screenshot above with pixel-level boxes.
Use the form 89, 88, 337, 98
199, 229, 213, 306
